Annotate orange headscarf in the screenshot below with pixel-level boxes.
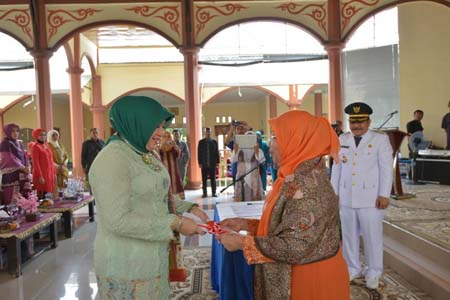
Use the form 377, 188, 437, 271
32, 128, 44, 140
257, 110, 340, 236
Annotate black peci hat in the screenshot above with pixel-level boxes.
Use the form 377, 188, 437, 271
344, 102, 373, 122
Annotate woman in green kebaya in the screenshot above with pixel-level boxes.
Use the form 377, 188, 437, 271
89, 96, 208, 299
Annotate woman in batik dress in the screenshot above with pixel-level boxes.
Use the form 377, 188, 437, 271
47, 129, 69, 189
0, 124, 31, 205
159, 130, 185, 199
218, 111, 350, 300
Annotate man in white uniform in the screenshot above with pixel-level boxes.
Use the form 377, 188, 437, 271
331, 102, 393, 289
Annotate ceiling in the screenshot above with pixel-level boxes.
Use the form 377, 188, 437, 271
83, 26, 172, 47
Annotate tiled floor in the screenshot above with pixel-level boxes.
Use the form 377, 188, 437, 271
0, 185, 438, 300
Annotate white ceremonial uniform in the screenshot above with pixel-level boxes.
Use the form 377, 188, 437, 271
331, 130, 393, 279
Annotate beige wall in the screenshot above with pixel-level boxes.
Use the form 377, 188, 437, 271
98, 63, 185, 105
300, 92, 329, 118
203, 100, 268, 136
4, 97, 38, 134
398, 3, 450, 154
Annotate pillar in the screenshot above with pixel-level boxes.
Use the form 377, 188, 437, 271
91, 105, 106, 141
326, 44, 344, 122
67, 66, 84, 178
0, 109, 4, 140
314, 92, 323, 117
30, 49, 54, 131
288, 84, 300, 110
91, 75, 106, 140
181, 47, 202, 189
269, 95, 278, 118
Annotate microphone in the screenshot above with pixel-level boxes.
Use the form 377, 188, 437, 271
387, 110, 398, 116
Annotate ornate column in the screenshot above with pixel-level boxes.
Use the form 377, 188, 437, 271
314, 91, 323, 117
326, 0, 344, 123
180, 47, 202, 189
288, 84, 300, 110
30, 49, 54, 131
67, 66, 84, 178
91, 75, 106, 140
325, 43, 344, 122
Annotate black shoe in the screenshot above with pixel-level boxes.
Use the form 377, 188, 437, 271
202, 194, 207, 198
212, 194, 218, 197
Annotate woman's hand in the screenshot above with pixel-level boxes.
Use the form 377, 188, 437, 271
216, 233, 244, 251
38, 177, 45, 185
177, 217, 206, 236
190, 206, 209, 223
219, 218, 248, 232
21, 166, 30, 174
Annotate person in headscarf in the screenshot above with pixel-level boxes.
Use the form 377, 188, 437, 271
88, 96, 208, 299
0, 124, 31, 205
255, 131, 271, 191
218, 111, 349, 300
159, 130, 185, 199
31, 128, 56, 198
231, 131, 265, 201
47, 130, 69, 189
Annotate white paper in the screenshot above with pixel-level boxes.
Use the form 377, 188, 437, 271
217, 201, 264, 221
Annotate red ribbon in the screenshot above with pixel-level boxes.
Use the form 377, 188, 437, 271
198, 220, 228, 235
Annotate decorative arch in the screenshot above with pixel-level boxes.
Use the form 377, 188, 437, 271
300, 84, 322, 102
198, 17, 326, 48
106, 87, 185, 108
63, 43, 74, 68
2, 95, 32, 113
342, 0, 450, 42
203, 86, 287, 106
49, 20, 181, 52
0, 28, 31, 50
80, 52, 97, 76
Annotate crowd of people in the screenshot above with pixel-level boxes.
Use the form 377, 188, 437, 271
1, 95, 449, 299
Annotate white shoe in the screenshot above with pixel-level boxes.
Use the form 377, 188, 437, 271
365, 276, 380, 289
350, 273, 361, 281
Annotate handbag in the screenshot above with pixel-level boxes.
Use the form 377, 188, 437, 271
167, 190, 187, 282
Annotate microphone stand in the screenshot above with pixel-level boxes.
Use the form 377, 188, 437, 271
219, 162, 263, 202
376, 112, 396, 130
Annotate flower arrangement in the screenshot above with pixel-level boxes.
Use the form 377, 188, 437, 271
15, 192, 39, 214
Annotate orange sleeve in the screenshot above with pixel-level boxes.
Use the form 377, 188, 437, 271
246, 219, 260, 235
242, 236, 274, 265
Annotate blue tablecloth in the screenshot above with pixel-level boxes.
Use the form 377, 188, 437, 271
210, 207, 254, 300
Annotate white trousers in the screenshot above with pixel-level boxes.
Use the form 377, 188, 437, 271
340, 206, 384, 278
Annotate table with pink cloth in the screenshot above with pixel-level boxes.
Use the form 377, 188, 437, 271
38, 194, 94, 238
0, 212, 61, 277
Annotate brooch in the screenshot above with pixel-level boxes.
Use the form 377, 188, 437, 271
342, 155, 348, 163
368, 144, 373, 148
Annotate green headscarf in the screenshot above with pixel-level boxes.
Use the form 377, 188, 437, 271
108, 96, 174, 153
